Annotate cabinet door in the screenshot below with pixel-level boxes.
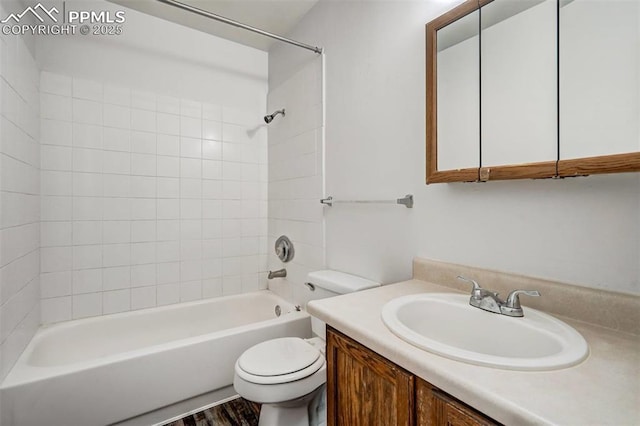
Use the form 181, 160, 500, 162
326, 327, 414, 426
416, 378, 500, 426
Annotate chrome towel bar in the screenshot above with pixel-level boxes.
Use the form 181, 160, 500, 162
320, 194, 413, 208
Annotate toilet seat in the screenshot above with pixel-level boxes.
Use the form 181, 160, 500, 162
236, 337, 325, 385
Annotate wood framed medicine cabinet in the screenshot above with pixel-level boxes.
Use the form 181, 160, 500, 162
426, 0, 640, 184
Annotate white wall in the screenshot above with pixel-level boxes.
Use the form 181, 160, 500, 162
266, 56, 324, 308
0, 1, 41, 381
35, 0, 270, 322
269, 0, 640, 295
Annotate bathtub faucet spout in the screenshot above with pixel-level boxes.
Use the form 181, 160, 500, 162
268, 269, 287, 279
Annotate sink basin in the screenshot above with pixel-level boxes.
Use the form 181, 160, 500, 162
381, 293, 589, 370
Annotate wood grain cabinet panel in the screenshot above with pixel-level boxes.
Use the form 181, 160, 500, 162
326, 327, 414, 426
416, 379, 500, 426
326, 326, 500, 426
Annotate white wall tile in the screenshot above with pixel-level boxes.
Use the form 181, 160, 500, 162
202, 104, 222, 121
157, 221, 180, 242
73, 123, 103, 149
73, 172, 103, 196
180, 280, 201, 302
41, 145, 72, 171
41, 297, 72, 323
157, 156, 179, 177
157, 113, 179, 135
131, 242, 156, 265
73, 148, 103, 173
73, 245, 102, 270
103, 266, 131, 291
104, 104, 130, 129
41, 171, 72, 196
103, 244, 131, 268
202, 140, 222, 160
180, 99, 201, 118
42, 196, 72, 221
180, 137, 201, 158
103, 221, 131, 244
131, 90, 156, 111
103, 289, 130, 314
157, 262, 180, 284
180, 158, 201, 178
41, 271, 72, 298
72, 221, 102, 245
41, 222, 72, 247
73, 78, 102, 101
104, 84, 130, 107
180, 179, 201, 199
131, 220, 156, 242
41, 247, 72, 273
157, 177, 179, 198
157, 95, 179, 115
102, 198, 131, 220
72, 268, 103, 294
157, 199, 179, 220
103, 174, 130, 197
131, 153, 156, 176
202, 161, 222, 180
131, 109, 156, 133
41, 93, 71, 121
76, 211, 106, 246
36, 75, 269, 324
103, 127, 130, 152
157, 242, 180, 264
41, 119, 72, 146
131, 286, 156, 310
131, 264, 156, 287
73, 99, 102, 125
157, 134, 179, 156
103, 150, 130, 175
72, 293, 102, 319
157, 282, 179, 306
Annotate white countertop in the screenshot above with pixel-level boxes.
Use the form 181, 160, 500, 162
307, 279, 640, 426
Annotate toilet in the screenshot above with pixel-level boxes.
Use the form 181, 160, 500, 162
233, 270, 380, 426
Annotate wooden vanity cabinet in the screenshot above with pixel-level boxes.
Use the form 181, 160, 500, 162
326, 327, 500, 426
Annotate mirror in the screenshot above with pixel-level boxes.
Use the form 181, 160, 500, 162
426, 0, 640, 184
437, 10, 480, 172
481, 0, 557, 168
559, 0, 640, 160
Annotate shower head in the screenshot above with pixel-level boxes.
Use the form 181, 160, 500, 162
264, 109, 285, 124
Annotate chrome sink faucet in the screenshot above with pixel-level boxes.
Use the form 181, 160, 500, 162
457, 276, 540, 317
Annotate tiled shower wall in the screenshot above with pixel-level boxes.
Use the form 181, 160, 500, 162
39, 72, 268, 323
0, 19, 41, 379
267, 57, 325, 307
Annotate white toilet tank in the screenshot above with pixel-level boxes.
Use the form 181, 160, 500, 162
305, 270, 380, 338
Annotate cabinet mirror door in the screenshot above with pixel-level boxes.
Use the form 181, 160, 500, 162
480, 0, 558, 170
559, 0, 640, 161
437, 10, 480, 173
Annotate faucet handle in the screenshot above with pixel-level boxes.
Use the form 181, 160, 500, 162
505, 290, 541, 309
501, 290, 541, 317
457, 276, 484, 298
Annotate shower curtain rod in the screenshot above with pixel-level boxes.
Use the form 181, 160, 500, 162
156, 0, 324, 54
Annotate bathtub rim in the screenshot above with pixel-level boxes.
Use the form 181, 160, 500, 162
1, 290, 309, 389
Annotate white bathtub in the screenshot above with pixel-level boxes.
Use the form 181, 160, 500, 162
0, 290, 311, 426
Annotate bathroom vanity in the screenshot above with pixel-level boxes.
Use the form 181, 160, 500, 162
326, 327, 498, 425
308, 259, 640, 426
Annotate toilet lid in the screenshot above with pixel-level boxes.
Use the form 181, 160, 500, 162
238, 337, 321, 377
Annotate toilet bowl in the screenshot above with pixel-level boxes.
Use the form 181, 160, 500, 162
233, 270, 380, 426
233, 337, 326, 426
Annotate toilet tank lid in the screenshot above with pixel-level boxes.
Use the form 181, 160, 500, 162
306, 270, 380, 294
